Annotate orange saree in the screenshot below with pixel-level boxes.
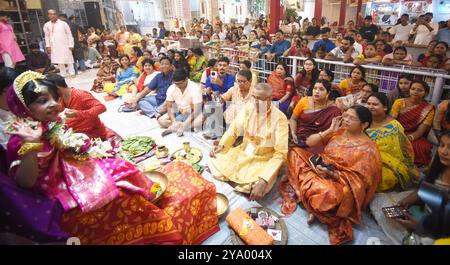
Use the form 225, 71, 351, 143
280, 130, 381, 245
60, 161, 219, 245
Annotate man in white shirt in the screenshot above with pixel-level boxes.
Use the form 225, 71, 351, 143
213, 26, 226, 40
158, 69, 203, 137
411, 13, 438, 45
325, 36, 360, 63
243, 18, 253, 36
151, 39, 167, 57
345, 30, 363, 55
390, 14, 414, 44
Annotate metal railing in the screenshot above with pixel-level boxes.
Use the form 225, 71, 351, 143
206, 47, 450, 105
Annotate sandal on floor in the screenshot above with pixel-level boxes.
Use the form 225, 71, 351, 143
118, 104, 137, 113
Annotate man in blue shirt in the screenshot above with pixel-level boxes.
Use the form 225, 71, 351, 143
205, 57, 235, 96
265, 30, 290, 61
436, 19, 450, 45
312, 27, 336, 54
134, 57, 173, 118
158, 21, 166, 39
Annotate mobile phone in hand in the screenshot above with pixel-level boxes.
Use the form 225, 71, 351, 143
382, 206, 409, 220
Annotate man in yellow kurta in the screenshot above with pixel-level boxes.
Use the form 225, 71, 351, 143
208, 83, 289, 201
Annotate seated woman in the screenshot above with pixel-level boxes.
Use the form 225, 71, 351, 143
353, 42, 382, 65
190, 48, 208, 82
91, 55, 119, 93
123, 59, 159, 108
336, 83, 378, 111
104, 55, 140, 97
292, 58, 319, 108
129, 46, 143, 66
366, 92, 418, 192
135, 50, 152, 71
338, 66, 366, 96
390, 80, 435, 168
425, 41, 450, 72
281, 106, 381, 245
318, 69, 340, 100
382, 46, 414, 66
185, 48, 197, 72
172, 51, 191, 76
267, 62, 294, 115
5, 71, 182, 245
433, 99, 450, 137
370, 130, 450, 244
387, 74, 413, 107
290, 80, 341, 151
417, 41, 437, 64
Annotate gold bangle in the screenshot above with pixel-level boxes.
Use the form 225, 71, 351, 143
18, 142, 44, 156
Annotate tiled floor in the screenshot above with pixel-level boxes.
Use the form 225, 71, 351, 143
66, 69, 392, 245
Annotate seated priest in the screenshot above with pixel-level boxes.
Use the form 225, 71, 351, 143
208, 83, 289, 201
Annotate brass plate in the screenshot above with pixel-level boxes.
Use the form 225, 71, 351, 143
170, 147, 203, 164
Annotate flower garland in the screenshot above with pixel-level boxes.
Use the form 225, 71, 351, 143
5, 117, 117, 160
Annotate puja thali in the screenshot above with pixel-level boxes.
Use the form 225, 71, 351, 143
216, 193, 229, 217
170, 142, 203, 164
229, 207, 288, 245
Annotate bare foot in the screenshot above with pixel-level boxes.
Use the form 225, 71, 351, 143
307, 213, 315, 225
161, 129, 172, 137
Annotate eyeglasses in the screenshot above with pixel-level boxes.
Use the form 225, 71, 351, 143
303, 62, 314, 66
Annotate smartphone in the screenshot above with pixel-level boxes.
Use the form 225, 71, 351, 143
382, 206, 409, 220
309, 154, 323, 168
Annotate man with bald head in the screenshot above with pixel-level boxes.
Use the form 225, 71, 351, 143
209, 83, 288, 201
43, 9, 75, 77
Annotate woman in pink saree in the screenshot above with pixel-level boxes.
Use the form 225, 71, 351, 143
5, 71, 182, 245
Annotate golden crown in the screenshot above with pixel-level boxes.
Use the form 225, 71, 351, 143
13, 71, 46, 106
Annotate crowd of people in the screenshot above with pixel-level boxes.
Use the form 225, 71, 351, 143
1, 9, 450, 245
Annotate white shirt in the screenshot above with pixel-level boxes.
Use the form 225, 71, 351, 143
412, 23, 438, 45
353, 42, 363, 55
243, 24, 253, 36
329, 46, 359, 59
390, 24, 414, 43
166, 80, 203, 114
151, 46, 167, 57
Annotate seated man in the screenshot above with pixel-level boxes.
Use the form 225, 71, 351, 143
336, 83, 378, 111
26, 43, 52, 74
222, 69, 255, 126
46, 74, 115, 140
158, 69, 203, 137
325, 36, 360, 63
133, 57, 173, 118
208, 83, 288, 201
204, 56, 235, 99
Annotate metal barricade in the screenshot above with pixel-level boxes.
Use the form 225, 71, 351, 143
209, 48, 450, 105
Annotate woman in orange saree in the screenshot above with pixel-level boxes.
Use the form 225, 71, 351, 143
390, 80, 435, 168
281, 106, 381, 245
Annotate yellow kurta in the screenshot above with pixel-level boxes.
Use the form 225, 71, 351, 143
208, 103, 289, 193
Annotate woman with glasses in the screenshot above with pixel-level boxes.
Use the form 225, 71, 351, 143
281, 105, 381, 245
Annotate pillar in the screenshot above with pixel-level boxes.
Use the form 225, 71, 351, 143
338, 0, 346, 28
269, 0, 280, 34
314, 0, 322, 21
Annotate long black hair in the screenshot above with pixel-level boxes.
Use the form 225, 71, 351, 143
427, 130, 450, 183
